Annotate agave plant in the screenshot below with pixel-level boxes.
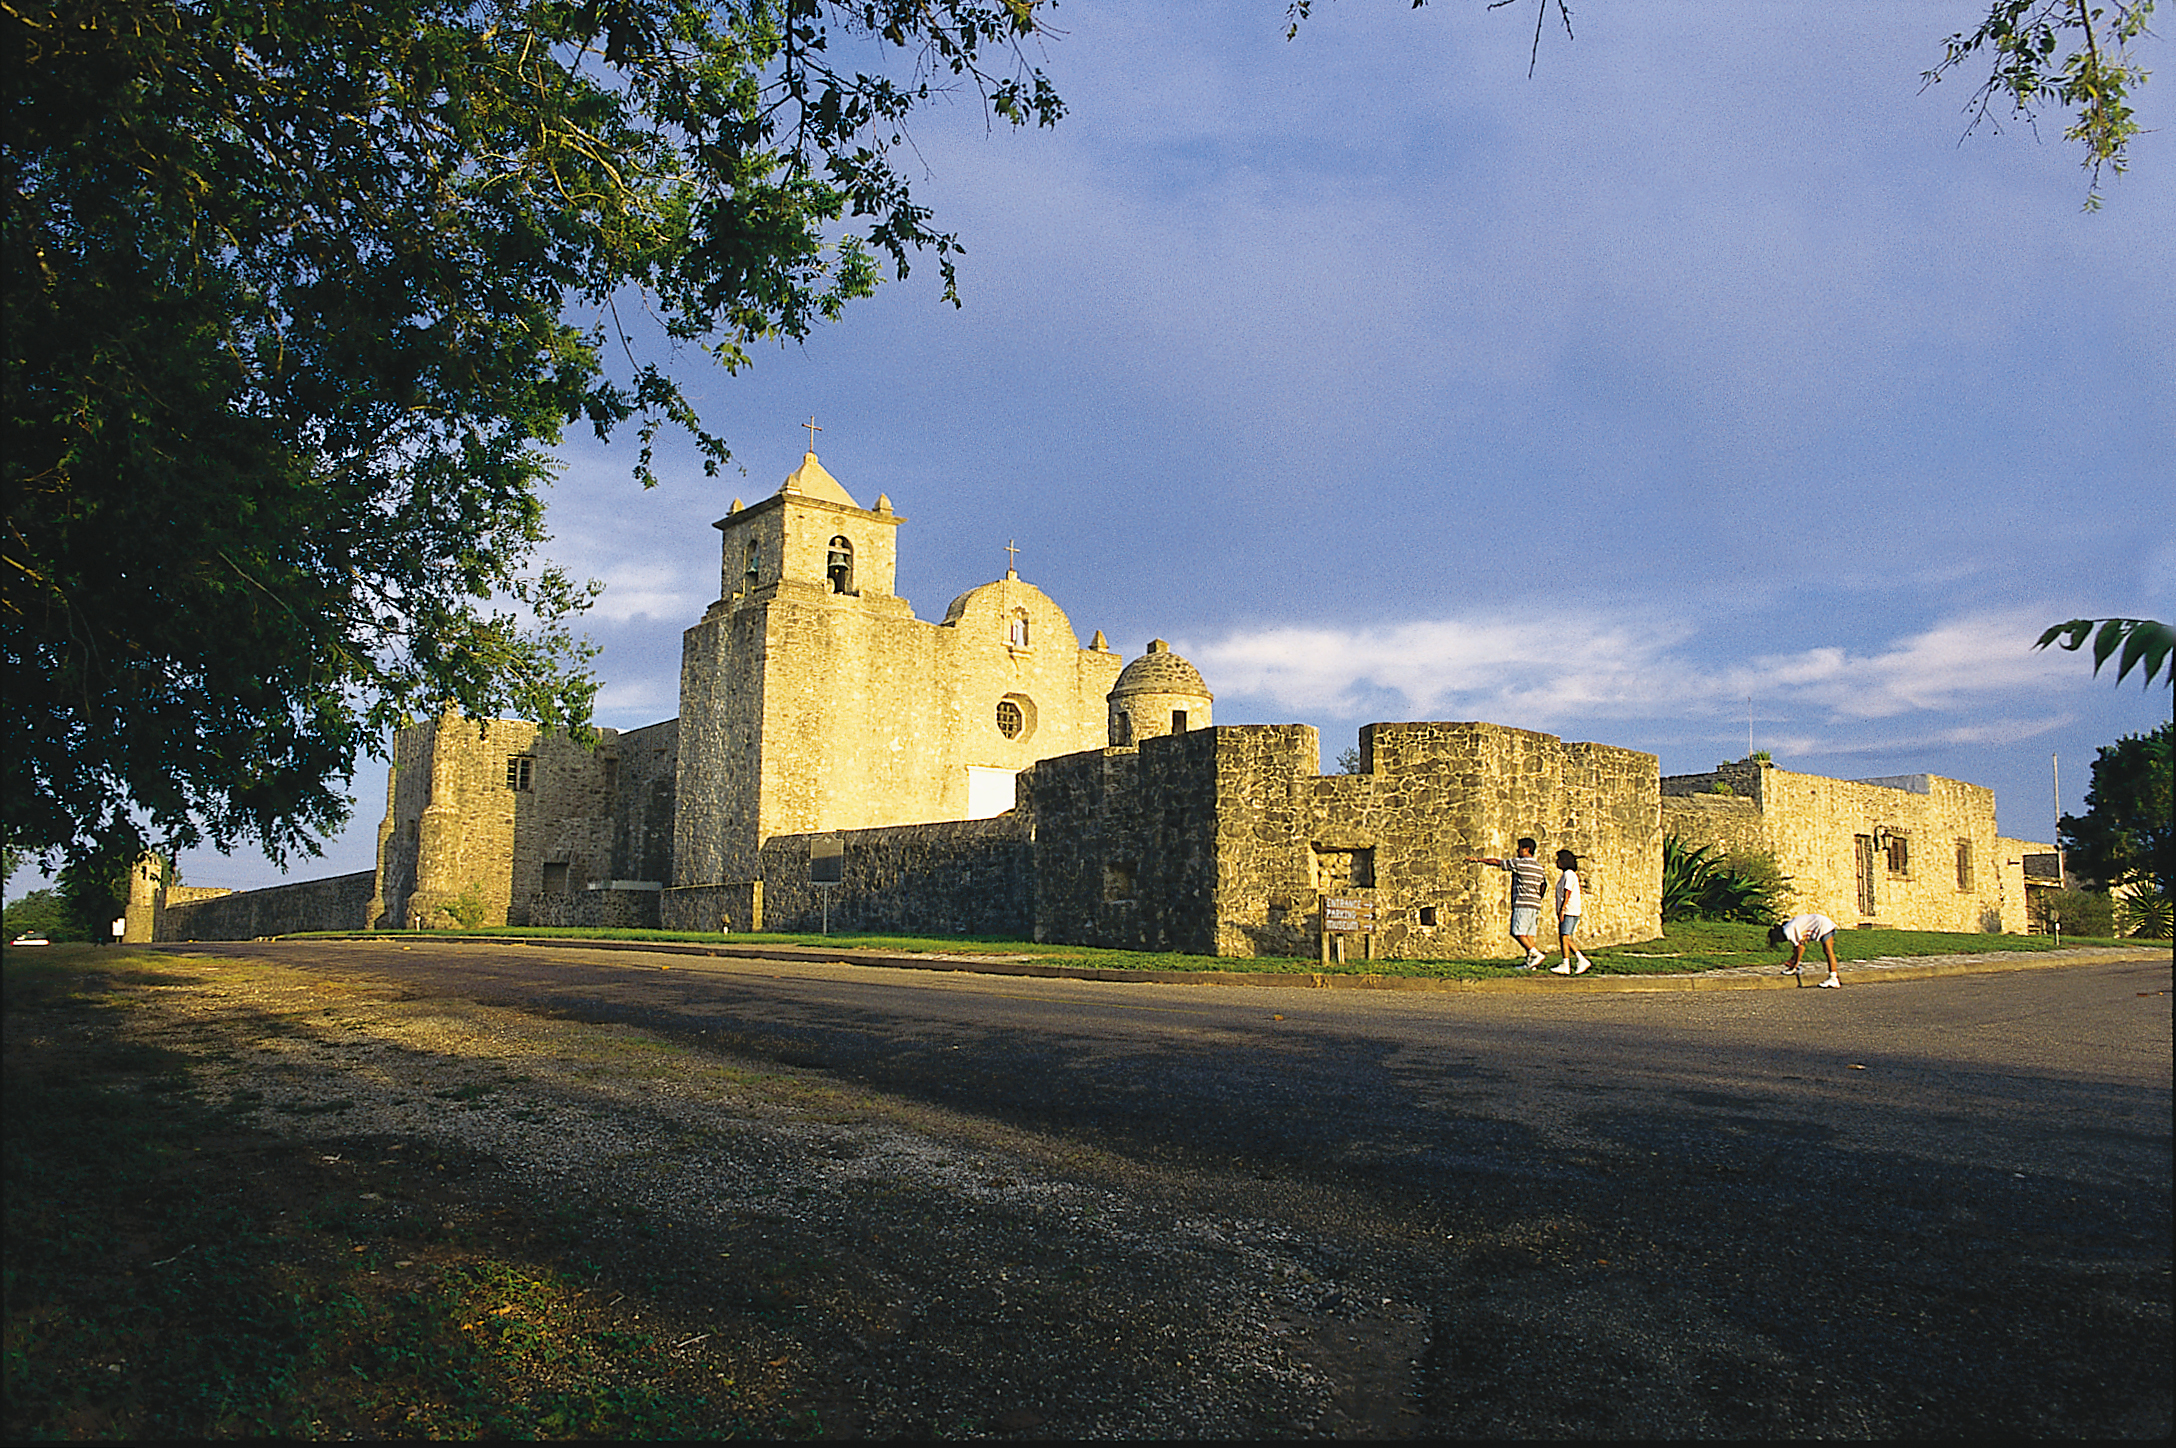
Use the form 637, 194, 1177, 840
1662, 837, 1789, 924
2117, 881, 2173, 940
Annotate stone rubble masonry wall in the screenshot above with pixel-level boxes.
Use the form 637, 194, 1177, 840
375, 716, 676, 930
1023, 721, 1662, 960
1662, 761, 2047, 933
755, 814, 1034, 938
1022, 731, 1225, 953
154, 870, 377, 941
609, 719, 680, 888
513, 887, 663, 931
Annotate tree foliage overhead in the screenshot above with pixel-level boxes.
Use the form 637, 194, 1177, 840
3, 0, 1061, 868
2035, 617, 2175, 689
1923, 0, 2157, 208
2060, 721, 2174, 896
1292, 2, 2158, 205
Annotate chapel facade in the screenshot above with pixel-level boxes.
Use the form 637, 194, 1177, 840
664, 451, 1145, 930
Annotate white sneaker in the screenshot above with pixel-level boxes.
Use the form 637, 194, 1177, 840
1525, 949, 1545, 969
1818, 975, 1841, 988
1549, 959, 1574, 974
1574, 954, 1592, 975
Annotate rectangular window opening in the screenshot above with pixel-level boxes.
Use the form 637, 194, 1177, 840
1312, 846, 1376, 891
1955, 839, 1973, 891
506, 756, 534, 791
1103, 861, 1138, 902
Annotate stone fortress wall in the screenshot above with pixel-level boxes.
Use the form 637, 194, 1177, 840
363, 716, 679, 933
147, 869, 377, 941
1020, 721, 1661, 959
1661, 759, 2037, 934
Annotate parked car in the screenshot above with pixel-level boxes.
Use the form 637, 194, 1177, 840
10, 932, 52, 946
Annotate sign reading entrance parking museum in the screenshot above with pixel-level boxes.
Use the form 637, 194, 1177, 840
1323, 896, 1376, 934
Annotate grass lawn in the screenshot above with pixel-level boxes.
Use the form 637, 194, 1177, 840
288, 920, 2142, 981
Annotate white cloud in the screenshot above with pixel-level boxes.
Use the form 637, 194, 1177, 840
1194, 605, 2085, 729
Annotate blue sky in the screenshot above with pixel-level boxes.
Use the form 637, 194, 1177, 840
114, 2, 2176, 896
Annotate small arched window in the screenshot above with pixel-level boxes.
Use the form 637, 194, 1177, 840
826, 535, 854, 594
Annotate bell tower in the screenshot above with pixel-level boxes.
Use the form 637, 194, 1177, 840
712, 451, 901, 609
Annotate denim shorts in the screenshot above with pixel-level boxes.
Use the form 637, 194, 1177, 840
1558, 913, 1580, 938
1510, 906, 1541, 936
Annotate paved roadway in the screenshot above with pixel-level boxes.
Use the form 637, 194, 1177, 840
170, 938, 2173, 1436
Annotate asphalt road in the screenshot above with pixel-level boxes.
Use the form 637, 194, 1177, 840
164, 939, 2173, 1436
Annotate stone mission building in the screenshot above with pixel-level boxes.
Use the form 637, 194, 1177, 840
665, 450, 1139, 931
132, 447, 2048, 954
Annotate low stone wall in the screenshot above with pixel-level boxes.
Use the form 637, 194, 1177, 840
157, 871, 378, 941
758, 816, 1034, 938
511, 887, 662, 930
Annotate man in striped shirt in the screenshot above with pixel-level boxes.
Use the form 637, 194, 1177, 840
1468, 837, 1549, 969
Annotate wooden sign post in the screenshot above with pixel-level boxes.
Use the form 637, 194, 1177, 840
1320, 895, 1376, 965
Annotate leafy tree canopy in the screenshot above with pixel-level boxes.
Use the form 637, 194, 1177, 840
3, 887, 77, 940
4, 0, 1060, 871
2060, 721, 2174, 896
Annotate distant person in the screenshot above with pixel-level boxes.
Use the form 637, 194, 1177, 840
1770, 914, 1842, 987
1467, 838, 1548, 969
1549, 849, 1592, 975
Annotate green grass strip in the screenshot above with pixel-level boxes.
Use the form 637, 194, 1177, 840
278, 921, 2138, 980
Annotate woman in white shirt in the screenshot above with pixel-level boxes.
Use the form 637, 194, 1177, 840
1549, 849, 1592, 975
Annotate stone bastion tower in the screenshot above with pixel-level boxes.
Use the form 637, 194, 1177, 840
666, 450, 1126, 928
1107, 639, 1214, 745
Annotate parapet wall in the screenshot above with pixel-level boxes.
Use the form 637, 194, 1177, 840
756, 815, 1034, 937
156, 870, 378, 941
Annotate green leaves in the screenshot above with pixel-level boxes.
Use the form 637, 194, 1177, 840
2034, 617, 2174, 688
1924, 1, 2157, 208
1661, 838, 1789, 924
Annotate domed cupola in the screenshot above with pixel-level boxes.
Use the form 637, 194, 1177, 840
1107, 640, 1213, 747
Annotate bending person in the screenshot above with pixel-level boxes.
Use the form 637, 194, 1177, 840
1769, 914, 1842, 988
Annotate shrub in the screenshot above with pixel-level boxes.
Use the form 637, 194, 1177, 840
2034, 888, 2115, 938
1662, 838, 1790, 923
439, 883, 490, 930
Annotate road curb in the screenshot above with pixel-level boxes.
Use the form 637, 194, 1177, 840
218, 934, 2167, 993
